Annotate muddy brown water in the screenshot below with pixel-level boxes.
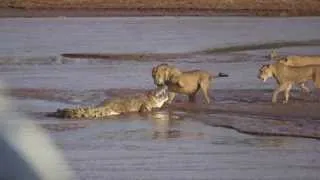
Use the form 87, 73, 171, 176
1, 17, 320, 180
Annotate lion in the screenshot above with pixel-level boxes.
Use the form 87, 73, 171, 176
279, 56, 320, 66
47, 86, 169, 119
269, 50, 320, 93
270, 50, 320, 66
152, 63, 229, 104
258, 61, 320, 104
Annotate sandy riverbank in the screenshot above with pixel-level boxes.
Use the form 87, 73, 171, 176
1, 0, 320, 17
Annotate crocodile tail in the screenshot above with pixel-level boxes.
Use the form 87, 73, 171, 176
47, 106, 104, 119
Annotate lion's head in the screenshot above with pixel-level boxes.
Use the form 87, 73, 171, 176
269, 49, 278, 60
258, 64, 273, 82
152, 64, 180, 86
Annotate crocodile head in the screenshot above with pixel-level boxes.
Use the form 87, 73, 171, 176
148, 86, 169, 109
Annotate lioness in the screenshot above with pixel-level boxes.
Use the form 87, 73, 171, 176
258, 62, 320, 104
47, 86, 169, 119
270, 50, 320, 66
270, 50, 320, 93
152, 63, 229, 104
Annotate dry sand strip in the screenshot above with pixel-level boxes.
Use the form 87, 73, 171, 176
1, 0, 320, 17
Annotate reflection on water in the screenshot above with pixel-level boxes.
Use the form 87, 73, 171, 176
150, 110, 205, 140
86, 110, 205, 141
152, 110, 182, 140
151, 111, 172, 139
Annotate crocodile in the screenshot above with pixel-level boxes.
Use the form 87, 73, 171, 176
47, 86, 169, 119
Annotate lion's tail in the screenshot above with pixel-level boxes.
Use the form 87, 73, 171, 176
213, 72, 229, 78
47, 106, 107, 119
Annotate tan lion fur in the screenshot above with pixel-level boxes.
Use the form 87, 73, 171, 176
258, 61, 320, 103
152, 63, 228, 104
270, 50, 320, 66
269, 50, 320, 93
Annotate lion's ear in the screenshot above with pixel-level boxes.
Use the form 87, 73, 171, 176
260, 64, 270, 71
270, 49, 277, 59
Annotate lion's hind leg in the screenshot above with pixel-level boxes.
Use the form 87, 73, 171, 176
199, 78, 211, 104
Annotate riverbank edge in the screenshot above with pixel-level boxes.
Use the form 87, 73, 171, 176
1, 7, 320, 18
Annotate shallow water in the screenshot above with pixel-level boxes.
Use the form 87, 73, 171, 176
1, 17, 320, 56
17, 103, 316, 180
0, 58, 265, 90
1, 17, 320, 180
52, 111, 320, 180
